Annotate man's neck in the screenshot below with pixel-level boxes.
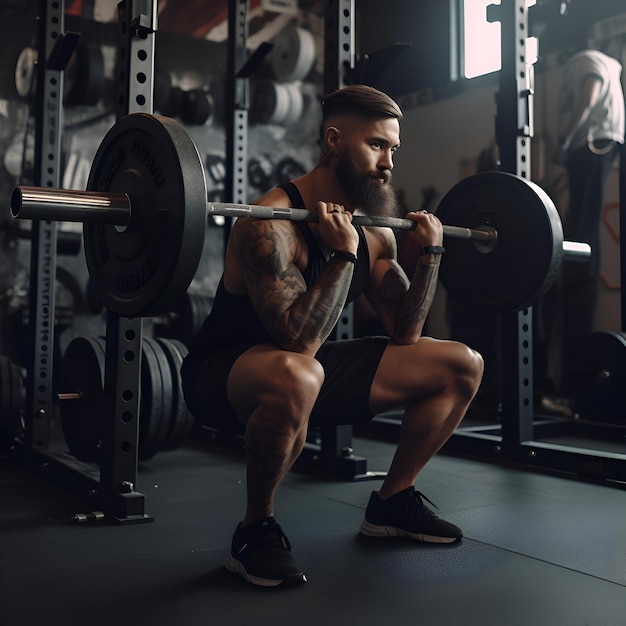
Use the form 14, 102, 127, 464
292, 165, 355, 213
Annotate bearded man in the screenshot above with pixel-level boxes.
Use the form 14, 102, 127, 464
181, 84, 484, 588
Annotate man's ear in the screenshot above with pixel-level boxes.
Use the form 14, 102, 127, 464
325, 126, 341, 153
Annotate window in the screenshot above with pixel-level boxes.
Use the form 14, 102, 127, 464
460, 0, 537, 79
462, 0, 502, 78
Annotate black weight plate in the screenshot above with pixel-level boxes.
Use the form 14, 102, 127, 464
85, 113, 206, 317
162, 292, 213, 343
138, 337, 172, 460
435, 171, 563, 313
571, 331, 626, 422
155, 337, 195, 450
59, 337, 106, 463
64, 42, 105, 106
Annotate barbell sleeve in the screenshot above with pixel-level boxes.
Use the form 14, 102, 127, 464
562, 241, 592, 262
10, 185, 590, 262
11, 186, 131, 225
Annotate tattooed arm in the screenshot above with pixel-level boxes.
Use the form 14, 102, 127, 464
230, 205, 359, 355
364, 212, 443, 344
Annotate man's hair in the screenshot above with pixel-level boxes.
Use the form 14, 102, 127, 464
317, 85, 403, 164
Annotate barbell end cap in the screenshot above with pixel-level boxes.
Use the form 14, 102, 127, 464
10, 187, 23, 219
562, 241, 592, 263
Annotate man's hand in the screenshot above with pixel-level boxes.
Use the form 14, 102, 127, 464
309, 201, 360, 255
405, 210, 444, 249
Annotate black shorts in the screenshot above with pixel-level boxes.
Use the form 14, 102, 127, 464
181, 337, 389, 435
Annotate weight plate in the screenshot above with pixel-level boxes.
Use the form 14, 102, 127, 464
571, 331, 626, 422
270, 26, 316, 82
85, 113, 207, 317
159, 292, 213, 343
64, 42, 105, 106
253, 81, 291, 125
283, 83, 304, 126
59, 337, 106, 463
14, 47, 37, 98
180, 90, 214, 126
435, 171, 563, 313
138, 337, 172, 460
155, 337, 195, 450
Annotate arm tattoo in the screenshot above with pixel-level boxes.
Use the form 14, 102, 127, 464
238, 223, 353, 353
382, 259, 440, 340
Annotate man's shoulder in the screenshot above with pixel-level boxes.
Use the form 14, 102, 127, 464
566, 50, 610, 77
253, 185, 294, 208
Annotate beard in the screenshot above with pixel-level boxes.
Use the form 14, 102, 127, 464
335, 151, 400, 218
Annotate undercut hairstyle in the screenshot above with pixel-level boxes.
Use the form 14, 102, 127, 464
317, 84, 403, 165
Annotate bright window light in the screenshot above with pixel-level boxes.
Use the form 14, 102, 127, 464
462, 0, 537, 79
463, 0, 501, 78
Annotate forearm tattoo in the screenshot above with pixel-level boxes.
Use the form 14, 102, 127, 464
381, 259, 440, 339
284, 261, 353, 351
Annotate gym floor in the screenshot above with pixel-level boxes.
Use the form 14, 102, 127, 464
2, 430, 625, 626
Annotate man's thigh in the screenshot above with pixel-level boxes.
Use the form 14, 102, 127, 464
369, 337, 466, 413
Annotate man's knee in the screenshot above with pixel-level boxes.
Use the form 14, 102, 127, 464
252, 352, 324, 427
453, 342, 484, 398
274, 352, 325, 405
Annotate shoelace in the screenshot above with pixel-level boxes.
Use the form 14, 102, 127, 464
408, 491, 440, 519
415, 490, 439, 510
239, 519, 293, 554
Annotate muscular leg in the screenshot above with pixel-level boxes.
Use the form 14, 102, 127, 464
227, 344, 325, 527
369, 337, 483, 499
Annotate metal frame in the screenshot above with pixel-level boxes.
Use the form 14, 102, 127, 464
365, 0, 626, 489
314, 0, 382, 480
24, 0, 64, 456
18, 0, 159, 523
224, 0, 250, 247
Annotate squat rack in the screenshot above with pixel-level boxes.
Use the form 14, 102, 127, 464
368, 0, 626, 488
19, 0, 157, 523
17, 0, 380, 527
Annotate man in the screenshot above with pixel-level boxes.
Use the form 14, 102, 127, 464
181, 84, 484, 588
554, 46, 624, 397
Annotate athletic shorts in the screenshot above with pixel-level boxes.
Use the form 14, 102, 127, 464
180, 337, 389, 435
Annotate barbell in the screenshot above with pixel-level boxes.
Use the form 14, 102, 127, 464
10, 112, 590, 317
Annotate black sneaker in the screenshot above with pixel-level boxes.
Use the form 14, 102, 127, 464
225, 517, 307, 587
359, 487, 463, 544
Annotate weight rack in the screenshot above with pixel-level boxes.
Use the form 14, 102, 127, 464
364, 0, 626, 488
17, 0, 157, 524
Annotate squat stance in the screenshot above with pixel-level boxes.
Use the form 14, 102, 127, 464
182, 84, 484, 587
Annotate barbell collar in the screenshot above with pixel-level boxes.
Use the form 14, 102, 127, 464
10, 185, 590, 262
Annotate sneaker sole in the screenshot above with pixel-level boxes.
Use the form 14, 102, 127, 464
225, 554, 307, 587
359, 519, 461, 544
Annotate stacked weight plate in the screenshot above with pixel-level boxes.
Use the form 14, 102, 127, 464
59, 336, 195, 463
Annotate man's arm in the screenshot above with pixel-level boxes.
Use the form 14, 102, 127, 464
232, 216, 356, 355
560, 74, 603, 150
364, 213, 443, 344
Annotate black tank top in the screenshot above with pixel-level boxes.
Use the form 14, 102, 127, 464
185, 182, 371, 357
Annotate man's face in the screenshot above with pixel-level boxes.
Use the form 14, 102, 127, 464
334, 116, 401, 218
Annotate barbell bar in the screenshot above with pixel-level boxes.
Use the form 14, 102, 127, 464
13, 186, 591, 260
9, 112, 591, 317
